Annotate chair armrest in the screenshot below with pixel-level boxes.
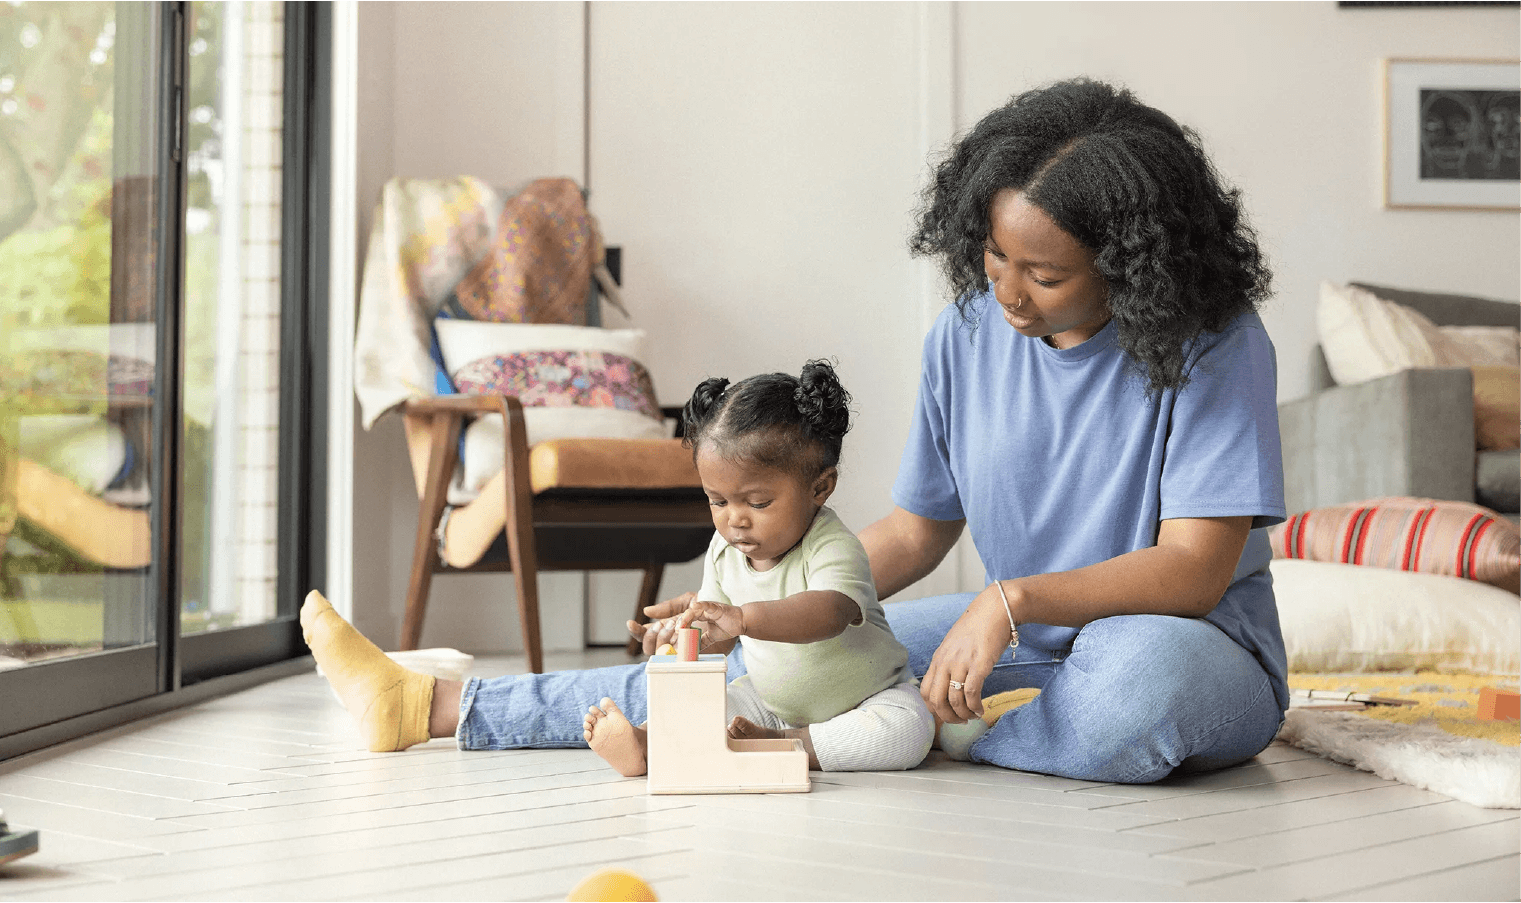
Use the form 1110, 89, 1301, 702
1279, 367, 1476, 513
401, 395, 529, 500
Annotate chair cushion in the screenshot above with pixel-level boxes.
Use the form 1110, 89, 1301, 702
1270, 497, 1520, 595
529, 438, 701, 494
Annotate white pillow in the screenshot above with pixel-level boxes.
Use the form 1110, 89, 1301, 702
1272, 558, 1520, 674
433, 321, 671, 504
1318, 282, 1521, 385
18, 414, 127, 494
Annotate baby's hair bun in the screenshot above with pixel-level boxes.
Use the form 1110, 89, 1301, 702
682, 376, 730, 442
796, 359, 851, 444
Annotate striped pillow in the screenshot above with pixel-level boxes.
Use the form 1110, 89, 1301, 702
1269, 498, 1520, 595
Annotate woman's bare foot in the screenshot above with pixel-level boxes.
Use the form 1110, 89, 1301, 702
727, 716, 820, 770
583, 698, 648, 777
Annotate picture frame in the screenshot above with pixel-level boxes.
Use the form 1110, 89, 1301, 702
1384, 58, 1520, 210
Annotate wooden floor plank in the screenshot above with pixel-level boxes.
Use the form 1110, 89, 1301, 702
174, 835, 686, 902
1327, 855, 1521, 902
616, 829, 1212, 903
1121, 782, 1458, 843
0, 774, 240, 820
0, 794, 206, 842
81, 796, 694, 881
156, 767, 630, 830
363, 852, 701, 903
1190, 820, 1521, 899
75, 815, 686, 902
1159, 800, 1518, 867
683, 789, 1199, 855
1098, 769, 1397, 821
0, 759, 234, 804
627, 803, 1244, 885
127, 778, 656, 854
1066, 755, 1352, 802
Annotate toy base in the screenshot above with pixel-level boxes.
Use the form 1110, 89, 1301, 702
0, 828, 39, 867
649, 781, 810, 795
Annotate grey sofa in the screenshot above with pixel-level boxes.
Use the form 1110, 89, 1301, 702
1278, 283, 1520, 519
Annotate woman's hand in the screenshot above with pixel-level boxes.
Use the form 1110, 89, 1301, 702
921, 583, 1017, 724
627, 591, 697, 655
676, 600, 744, 649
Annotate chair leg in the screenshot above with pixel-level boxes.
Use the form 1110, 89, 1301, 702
626, 563, 665, 657
499, 400, 544, 674
401, 413, 460, 652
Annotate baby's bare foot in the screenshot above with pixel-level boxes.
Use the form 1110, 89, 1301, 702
726, 715, 783, 742
728, 716, 820, 770
583, 698, 648, 777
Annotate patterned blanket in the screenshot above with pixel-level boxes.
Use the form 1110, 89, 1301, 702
353, 176, 619, 431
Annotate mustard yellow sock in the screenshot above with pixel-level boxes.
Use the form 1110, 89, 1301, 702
301, 590, 435, 752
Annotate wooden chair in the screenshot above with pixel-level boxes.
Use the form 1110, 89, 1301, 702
399, 394, 712, 673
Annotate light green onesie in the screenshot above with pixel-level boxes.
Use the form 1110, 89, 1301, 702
696, 505, 912, 726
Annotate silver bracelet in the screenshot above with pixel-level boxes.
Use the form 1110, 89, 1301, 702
993, 579, 1020, 652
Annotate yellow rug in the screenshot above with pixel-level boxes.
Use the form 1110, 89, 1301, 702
1280, 670, 1519, 808
1289, 671, 1519, 746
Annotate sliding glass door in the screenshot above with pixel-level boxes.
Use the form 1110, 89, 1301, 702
0, 1, 326, 754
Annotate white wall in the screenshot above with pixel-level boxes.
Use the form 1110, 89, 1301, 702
349, 2, 593, 650
957, 1, 1519, 400
348, 0, 1520, 653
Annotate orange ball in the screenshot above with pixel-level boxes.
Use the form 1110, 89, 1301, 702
566, 868, 658, 902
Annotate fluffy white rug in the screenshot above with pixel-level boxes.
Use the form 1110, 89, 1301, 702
1278, 709, 1519, 809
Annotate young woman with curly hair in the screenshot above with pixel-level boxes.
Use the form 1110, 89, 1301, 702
304, 78, 1287, 784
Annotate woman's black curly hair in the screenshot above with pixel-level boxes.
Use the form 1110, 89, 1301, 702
682, 359, 852, 482
910, 78, 1272, 395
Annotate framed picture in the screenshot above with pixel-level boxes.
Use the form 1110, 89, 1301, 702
1384, 58, 1520, 210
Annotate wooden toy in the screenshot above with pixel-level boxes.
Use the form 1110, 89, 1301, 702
674, 627, 700, 661
1477, 686, 1520, 721
644, 653, 809, 794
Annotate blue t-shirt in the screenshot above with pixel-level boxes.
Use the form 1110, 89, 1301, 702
892, 291, 1289, 709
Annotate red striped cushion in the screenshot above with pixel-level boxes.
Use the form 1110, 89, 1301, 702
1269, 498, 1520, 595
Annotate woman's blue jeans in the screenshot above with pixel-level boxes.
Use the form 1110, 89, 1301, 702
456, 593, 1285, 784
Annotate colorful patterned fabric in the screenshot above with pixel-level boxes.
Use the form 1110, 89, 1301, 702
451, 350, 659, 420
353, 177, 503, 429
1270, 497, 1520, 594
444, 178, 599, 326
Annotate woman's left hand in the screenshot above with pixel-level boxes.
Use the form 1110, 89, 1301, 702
921, 584, 1016, 724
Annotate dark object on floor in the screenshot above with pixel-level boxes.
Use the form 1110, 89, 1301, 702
0, 810, 39, 866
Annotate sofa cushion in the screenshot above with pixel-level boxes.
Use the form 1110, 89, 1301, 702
1478, 450, 1521, 516
1349, 282, 1521, 329
1270, 497, 1520, 594
1271, 558, 1519, 674
1318, 282, 1519, 386
1473, 365, 1521, 452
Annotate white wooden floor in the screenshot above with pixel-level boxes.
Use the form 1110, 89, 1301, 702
0, 650, 1517, 902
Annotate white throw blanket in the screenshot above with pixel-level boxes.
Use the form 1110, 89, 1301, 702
353, 177, 503, 430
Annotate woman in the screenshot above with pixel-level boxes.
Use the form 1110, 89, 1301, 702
304, 77, 1287, 783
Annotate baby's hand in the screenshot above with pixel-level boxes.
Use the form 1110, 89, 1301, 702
676, 600, 743, 648
629, 591, 699, 655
